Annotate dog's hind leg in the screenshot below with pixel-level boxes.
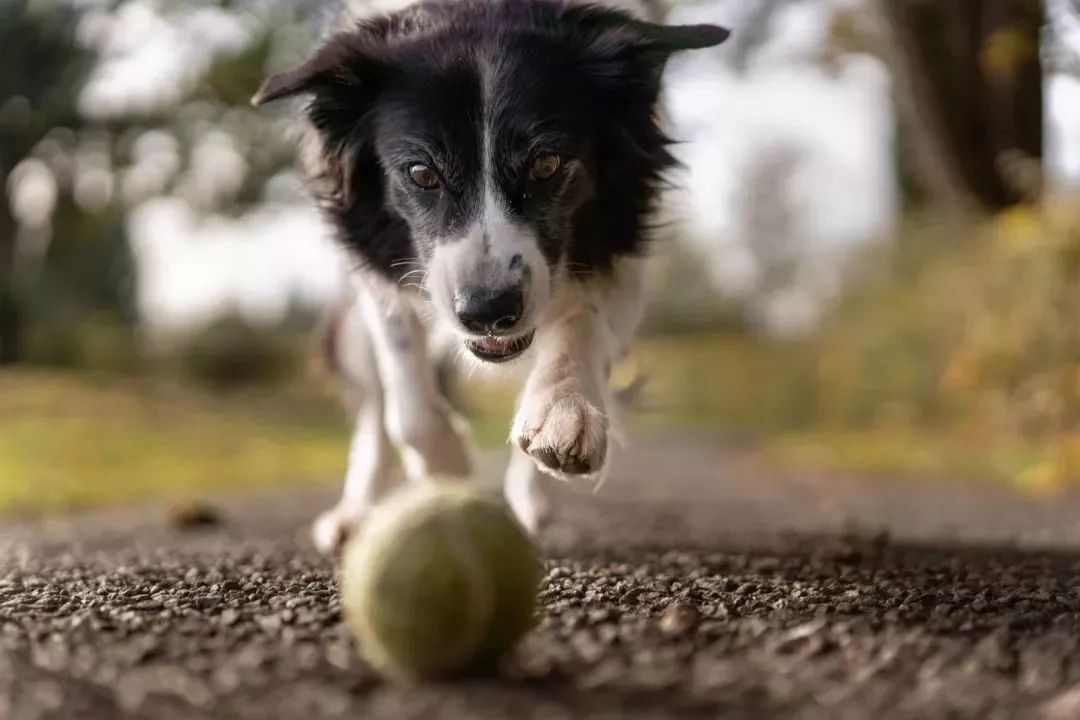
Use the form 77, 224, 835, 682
355, 273, 473, 486
311, 296, 397, 553
512, 257, 647, 483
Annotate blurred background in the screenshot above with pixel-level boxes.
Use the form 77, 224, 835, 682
1, 0, 1077, 515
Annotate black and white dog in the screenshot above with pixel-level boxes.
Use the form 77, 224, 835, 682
253, 0, 728, 552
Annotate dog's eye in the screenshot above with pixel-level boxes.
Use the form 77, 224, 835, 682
529, 153, 560, 182
408, 164, 440, 189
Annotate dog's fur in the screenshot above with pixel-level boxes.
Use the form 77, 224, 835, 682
254, 0, 728, 552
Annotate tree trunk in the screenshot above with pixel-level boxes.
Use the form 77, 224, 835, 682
879, 0, 1043, 211
0, 192, 21, 365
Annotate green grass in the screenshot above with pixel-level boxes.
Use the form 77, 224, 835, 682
4, 331, 1075, 515
0, 370, 352, 514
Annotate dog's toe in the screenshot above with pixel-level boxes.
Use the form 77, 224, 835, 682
560, 453, 596, 475
513, 391, 608, 479
529, 446, 562, 472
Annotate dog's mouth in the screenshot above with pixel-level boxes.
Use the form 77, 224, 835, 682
464, 331, 535, 363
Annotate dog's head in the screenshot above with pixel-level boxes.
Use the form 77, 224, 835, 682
255, 0, 727, 363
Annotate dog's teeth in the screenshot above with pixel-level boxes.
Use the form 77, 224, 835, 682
464, 330, 534, 362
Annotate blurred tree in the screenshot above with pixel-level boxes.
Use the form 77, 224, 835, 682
0, 0, 92, 364
0, 169, 13, 364
879, 0, 1044, 211
0, 0, 328, 368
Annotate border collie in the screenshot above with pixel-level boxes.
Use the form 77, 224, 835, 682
253, 0, 729, 552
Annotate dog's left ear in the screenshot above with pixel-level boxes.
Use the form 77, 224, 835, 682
567, 7, 729, 89
565, 5, 730, 56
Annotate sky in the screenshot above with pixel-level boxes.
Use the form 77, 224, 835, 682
51, 0, 1080, 336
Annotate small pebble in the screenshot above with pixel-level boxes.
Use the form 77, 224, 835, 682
658, 602, 700, 637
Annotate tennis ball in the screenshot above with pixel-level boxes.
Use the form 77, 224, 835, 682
339, 483, 543, 681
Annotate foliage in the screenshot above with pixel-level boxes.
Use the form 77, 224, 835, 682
2, 0, 326, 367
812, 203, 1080, 444
25, 313, 144, 373
0, 0, 90, 167
705, 202, 1080, 488
938, 202, 1080, 438
175, 314, 304, 390
0, 0, 94, 363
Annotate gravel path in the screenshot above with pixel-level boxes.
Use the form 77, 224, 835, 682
5, 435, 1080, 720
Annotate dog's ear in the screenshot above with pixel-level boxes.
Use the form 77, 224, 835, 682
630, 21, 731, 54
251, 33, 382, 107
564, 6, 729, 54
252, 61, 324, 107
566, 7, 729, 91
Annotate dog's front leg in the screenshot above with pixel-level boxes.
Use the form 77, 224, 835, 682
512, 302, 613, 480
505, 309, 609, 531
357, 274, 473, 484
508, 261, 646, 530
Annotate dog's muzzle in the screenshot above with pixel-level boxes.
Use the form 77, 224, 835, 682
455, 284, 534, 362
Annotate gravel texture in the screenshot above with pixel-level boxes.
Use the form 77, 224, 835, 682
5, 436, 1080, 720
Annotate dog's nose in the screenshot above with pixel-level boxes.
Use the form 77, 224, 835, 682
454, 286, 524, 335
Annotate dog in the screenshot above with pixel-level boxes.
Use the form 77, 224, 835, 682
253, 0, 729, 553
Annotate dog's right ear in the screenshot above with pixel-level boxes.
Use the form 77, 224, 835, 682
251, 33, 380, 107
251, 62, 323, 107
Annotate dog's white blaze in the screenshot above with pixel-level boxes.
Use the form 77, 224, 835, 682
426, 196, 548, 335
426, 74, 551, 337
477, 68, 551, 331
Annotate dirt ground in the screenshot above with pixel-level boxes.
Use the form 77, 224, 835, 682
6, 434, 1080, 720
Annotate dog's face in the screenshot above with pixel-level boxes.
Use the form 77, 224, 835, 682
255, 0, 727, 363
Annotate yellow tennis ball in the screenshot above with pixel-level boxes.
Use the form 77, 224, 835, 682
340, 483, 542, 682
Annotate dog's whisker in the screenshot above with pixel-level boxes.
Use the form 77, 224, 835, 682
561, 262, 599, 279
414, 304, 440, 327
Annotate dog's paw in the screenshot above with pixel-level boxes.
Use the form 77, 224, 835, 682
513, 389, 608, 479
311, 502, 368, 555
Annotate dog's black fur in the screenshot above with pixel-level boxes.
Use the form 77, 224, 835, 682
254, 0, 728, 284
